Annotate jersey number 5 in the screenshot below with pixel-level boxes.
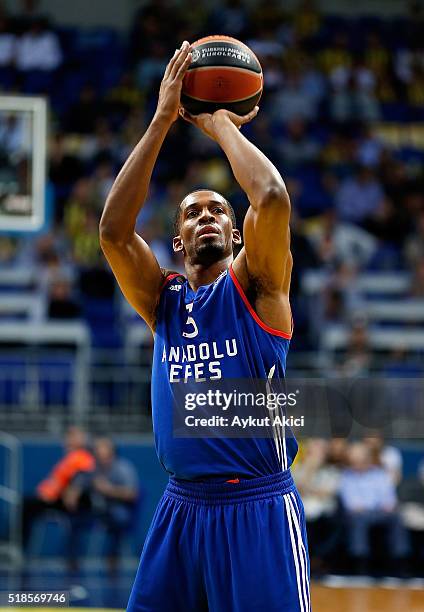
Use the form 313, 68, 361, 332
182, 302, 198, 338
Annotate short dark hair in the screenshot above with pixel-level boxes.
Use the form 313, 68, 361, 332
173, 190, 236, 235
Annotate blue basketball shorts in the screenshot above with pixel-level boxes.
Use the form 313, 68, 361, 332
127, 471, 310, 612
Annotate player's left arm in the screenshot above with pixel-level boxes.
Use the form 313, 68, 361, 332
182, 107, 292, 333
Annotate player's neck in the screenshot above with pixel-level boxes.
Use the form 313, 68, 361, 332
185, 255, 233, 292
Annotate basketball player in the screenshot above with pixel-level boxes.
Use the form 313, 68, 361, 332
100, 41, 310, 612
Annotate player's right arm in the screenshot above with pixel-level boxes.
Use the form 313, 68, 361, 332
99, 42, 192, 330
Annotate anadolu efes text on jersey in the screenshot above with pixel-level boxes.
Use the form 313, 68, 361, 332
152, 265, 298, 481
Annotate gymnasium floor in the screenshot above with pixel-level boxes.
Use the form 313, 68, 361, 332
312, 583, 424, 611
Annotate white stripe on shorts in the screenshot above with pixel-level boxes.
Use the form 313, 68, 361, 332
284, 495, 306, 612
288, 493, 311, 611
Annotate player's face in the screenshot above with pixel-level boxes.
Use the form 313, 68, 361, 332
174, 191, 241, 264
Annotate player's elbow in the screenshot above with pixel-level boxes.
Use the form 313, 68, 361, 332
99, 218, 116, 246
99, 212, 126, 246
257, 183, 290, 211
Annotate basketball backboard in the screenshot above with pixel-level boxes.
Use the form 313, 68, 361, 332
0, 96, 47, 232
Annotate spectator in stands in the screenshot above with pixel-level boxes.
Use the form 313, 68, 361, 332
364, 196, 409, 255
364, 32, 390, 84
326, 64, 357, 123
279, 118, 319, 169
398, 458, 424, 575
65, 85, 104, 135
294, 439, 342, 574
328, 438, 349, 468
47, 276, 80, 319
48, 132, 85, 219
335, 165, 384, 225
410, 256, 424, 297
247, 25, 286, 61
71, 437, 139, 573
209, 0, 248, 39
22, 426, 95, 547
307, 208, 377, 270
364, 432, 403, 486
319, 31, 352, 77
404, 210, 424, 268
356, 123, 384, 168
139, 218, 174, 270
15, 16, 61, 72
271, 68, 319, 124
339, 442, 409, 575
340, 321, 372, 376
32, 235, 76, 311
136, 40, 168, 92
128, 1, 177, 66
63, 178, 103, 265
92, 157, 116, 204
352, 56, 381, 121
106, 72, 145, 121
319, 131, 356, 175
0, 236, 20, 267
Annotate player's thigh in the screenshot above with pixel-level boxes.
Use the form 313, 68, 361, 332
127, 496, 207, 612
204, 491, 310, 612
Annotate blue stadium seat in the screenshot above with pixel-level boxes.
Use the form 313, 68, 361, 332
0, 355, 27, 407
37, 354, 75, 407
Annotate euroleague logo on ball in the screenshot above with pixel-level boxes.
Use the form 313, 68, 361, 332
191, 49, 201, 62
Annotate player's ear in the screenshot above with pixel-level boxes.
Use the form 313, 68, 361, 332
232, 228, 242, 245
173, 235, 184, 252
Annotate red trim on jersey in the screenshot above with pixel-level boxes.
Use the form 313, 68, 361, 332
229, 265, 292, 339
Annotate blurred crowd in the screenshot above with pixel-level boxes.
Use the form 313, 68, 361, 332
23, 425, 140, 574
293, 435, 424, 577
1, 1, 423, 578
0, 0, 424, 361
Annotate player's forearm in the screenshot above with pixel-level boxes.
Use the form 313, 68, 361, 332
213, 115, 289, 209
99, 113, 172, 243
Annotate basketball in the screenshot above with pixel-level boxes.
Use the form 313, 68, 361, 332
181, 35, 263, 116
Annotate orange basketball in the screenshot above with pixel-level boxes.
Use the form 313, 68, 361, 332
181, 35, 263, 116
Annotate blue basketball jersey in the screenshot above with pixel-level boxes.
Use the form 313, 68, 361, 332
151, 265, 298, 481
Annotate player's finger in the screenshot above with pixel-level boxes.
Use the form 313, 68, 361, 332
239, 106, 259, 125
163, 48, 180, 80
165, 43, 186, 80
244, 106, 259, 122
173, 48, 191, 81
179, 107, 195, 125
170, 41, 191, 79
175, 52, 192, 80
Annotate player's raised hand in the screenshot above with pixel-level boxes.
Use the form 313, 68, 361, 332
156, 41, 192, 124
179, 106, 259, 140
